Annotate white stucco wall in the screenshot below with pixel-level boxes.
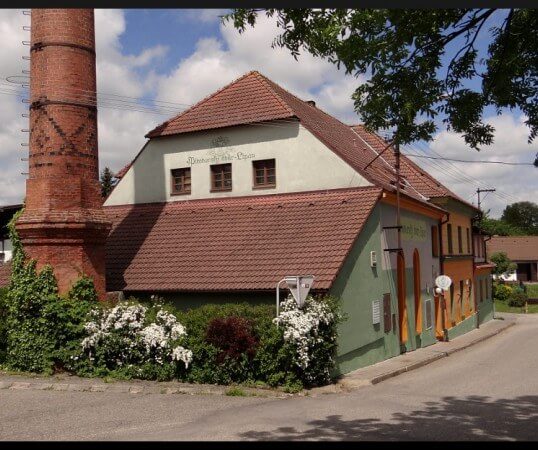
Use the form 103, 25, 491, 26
105, 121, 371, 206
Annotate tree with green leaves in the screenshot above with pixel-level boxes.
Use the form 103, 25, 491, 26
501, 201, 538, 235
490, 251, 517, 276
479, 210, 525, 236
226, 9, 537, 148
100, 167, 116, 199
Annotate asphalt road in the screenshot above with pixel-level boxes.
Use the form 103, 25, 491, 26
1, 313, 537, 441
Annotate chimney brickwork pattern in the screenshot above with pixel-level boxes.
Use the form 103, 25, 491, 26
16, 9, 111, 298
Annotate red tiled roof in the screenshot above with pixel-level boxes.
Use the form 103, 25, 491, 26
115, 163, 132, 180
487, 236, 538, 262
0, 262, 11, 288
350, 125, 454, 199
146, 71, 295, 138
104, 186, 382, 292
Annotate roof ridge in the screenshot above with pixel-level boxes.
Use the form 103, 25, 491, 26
259, 73, 357, 129
252, 71, 295, 116
145, 71, 261, 138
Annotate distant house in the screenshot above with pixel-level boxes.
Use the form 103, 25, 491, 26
0, 204, 22, 264
487, 236, 538, 282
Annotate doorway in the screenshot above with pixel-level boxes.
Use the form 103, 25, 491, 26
397, 251, 408, 346
413, 249, 422, 336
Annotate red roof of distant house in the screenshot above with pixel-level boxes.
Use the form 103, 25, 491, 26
0, 262, 11, 288
487, 236, 538, 262
104, 186, 382, 292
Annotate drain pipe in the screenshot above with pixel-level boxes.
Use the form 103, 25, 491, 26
439, 213, 450, 341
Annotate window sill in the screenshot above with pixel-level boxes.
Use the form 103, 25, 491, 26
252, 184, 276, 190
171, 191, 191, 196
210, 188, 232, 193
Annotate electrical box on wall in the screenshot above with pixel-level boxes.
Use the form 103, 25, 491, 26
370, 251, 377, 267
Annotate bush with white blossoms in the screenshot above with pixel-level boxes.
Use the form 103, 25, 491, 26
274, 295, 341, 386
79, 302, 192, 376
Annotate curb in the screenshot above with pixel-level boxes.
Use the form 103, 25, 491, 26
333, 319, 517, 392
443, 320, 516, 357
0, 377, 293, 398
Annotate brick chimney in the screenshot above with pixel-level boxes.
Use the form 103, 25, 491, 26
16, 9, 111, 298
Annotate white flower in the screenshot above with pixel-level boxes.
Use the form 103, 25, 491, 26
80, 303, 192, 369
274, 295, 335, 372
171, 346, 193, 368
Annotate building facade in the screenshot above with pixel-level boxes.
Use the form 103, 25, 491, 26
102, 71, 494, 372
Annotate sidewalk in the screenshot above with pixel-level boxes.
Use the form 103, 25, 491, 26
312, 313, 517, 395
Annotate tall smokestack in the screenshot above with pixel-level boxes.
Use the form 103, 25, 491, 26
16, 9, 111, 298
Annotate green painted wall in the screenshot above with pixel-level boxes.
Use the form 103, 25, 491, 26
330, 204, 401, 375
330, 202, 442, 375
447, 313, 477, 340
476, 274, 494, 325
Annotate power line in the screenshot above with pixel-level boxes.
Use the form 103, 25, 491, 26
402, 152, 534, 166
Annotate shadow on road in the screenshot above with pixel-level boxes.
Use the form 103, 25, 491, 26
239, 395, 538, 441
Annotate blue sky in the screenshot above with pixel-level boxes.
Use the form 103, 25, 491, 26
0, 9, 536, 217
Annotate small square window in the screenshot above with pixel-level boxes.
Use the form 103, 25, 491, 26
211, 163, 232, 191
431, 226, 439, 257
171, 167, 191, 195
252, 159, 276, 188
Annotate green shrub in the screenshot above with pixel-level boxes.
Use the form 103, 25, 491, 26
493, 283, 512, 303
3, 209, 97, 373
275, 294, 342, 387
0, 287, 9, 362
71, 300, 192, 381
508, 290, 527, 308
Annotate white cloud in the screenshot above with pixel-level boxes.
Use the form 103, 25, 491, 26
0, 9, 166, 205
155, 15, 363, 123
179, 9, 229, 24
0, 10, 30, 205
406, 114, 538, 217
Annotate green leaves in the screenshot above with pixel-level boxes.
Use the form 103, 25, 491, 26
225, 8, 537, 149
2, 212, 98, 373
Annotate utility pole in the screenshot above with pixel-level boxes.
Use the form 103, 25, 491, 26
395, 138, 402, 251
476, 188, 496, 213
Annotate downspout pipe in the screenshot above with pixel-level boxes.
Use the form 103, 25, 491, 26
439, 213, 450, 341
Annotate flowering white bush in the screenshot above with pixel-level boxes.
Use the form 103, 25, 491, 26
80, 302, 192, 370
274, 295, 338, 384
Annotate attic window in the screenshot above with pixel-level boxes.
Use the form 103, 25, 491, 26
211, 163, 232, 192
171, 167, 191, 195
253, 159, 276, 189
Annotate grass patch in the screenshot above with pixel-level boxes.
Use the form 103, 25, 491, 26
495, 300, 538, 314
225, 386, 248, 397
